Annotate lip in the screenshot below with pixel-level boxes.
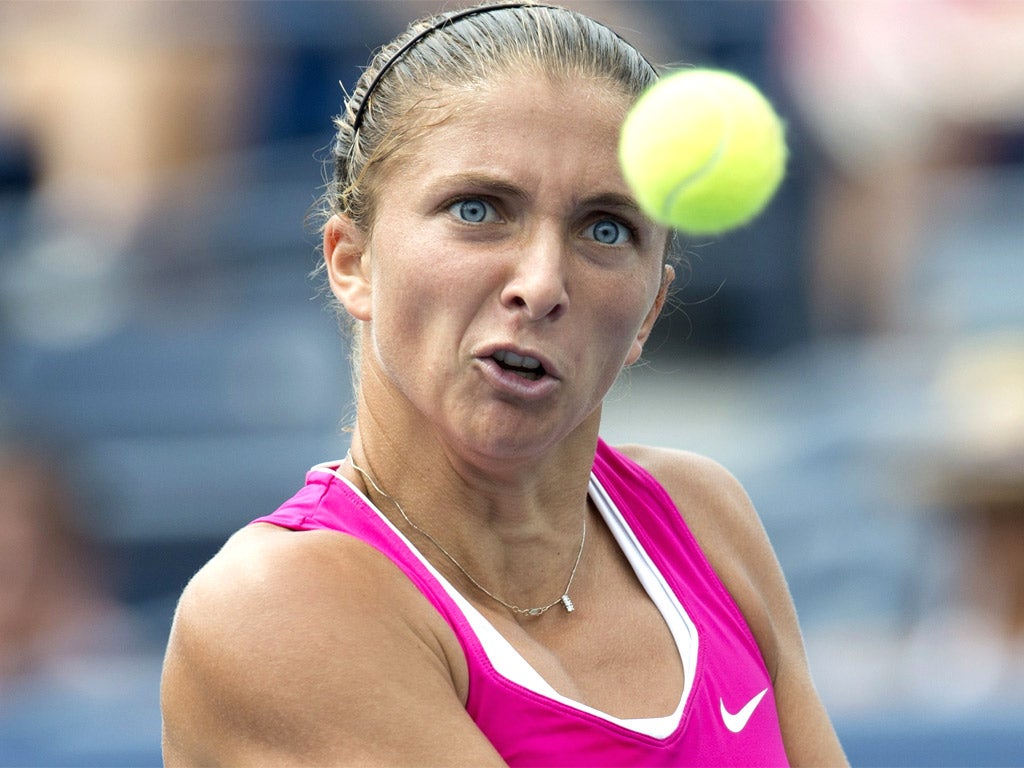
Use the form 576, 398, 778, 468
474, 344, 561, 399
476, 344, 561, 379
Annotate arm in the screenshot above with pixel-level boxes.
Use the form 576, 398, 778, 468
621, 445, 848, 767
160, 525, 506, 767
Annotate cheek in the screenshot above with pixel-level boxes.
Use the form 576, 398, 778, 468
591, 273, 655, 335
371, 258, 480, 332
366, 251, 483, 382
588, 274, 662, 368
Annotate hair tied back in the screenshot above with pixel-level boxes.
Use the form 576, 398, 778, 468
351, 2, 556, 135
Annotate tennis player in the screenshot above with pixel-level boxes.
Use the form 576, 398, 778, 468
161, 3, 847, 765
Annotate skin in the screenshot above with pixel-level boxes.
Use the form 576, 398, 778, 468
161, 71, 847, 767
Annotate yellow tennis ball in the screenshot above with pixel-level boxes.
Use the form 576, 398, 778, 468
619, 69, 787, 235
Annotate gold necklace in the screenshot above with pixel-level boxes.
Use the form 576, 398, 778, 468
346, 451, 585, 616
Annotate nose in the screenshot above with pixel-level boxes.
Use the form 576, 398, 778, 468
499, 229, 569, 321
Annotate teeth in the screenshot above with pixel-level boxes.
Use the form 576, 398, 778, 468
493, 350, 541, 369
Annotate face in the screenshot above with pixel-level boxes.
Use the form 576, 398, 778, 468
328, 72, 672, 463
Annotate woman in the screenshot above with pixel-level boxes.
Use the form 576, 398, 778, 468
161, 3, 847, 765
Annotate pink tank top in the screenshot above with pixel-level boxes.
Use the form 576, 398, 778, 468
251, 439, 789, 766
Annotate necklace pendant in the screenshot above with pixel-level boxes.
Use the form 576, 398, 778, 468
561, 594, 575, 613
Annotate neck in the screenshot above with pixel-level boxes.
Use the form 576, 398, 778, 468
348, 414, 595, 532
345, 424, 595, 616
348, 449, 586, 617
344, 347, 602, 613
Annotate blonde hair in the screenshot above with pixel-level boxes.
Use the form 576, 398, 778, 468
319, 1, 658, 232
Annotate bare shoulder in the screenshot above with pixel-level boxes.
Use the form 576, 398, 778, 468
161, 523, 502, 766
615, 443, 744, 498
614, 443, 759, 558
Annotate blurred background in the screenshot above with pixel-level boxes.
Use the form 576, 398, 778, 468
1, 1, 1022, 765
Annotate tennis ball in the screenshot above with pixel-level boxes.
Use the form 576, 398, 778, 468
619, 69, 787, 235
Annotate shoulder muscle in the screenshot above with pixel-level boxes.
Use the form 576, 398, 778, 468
161, 524, 501, 766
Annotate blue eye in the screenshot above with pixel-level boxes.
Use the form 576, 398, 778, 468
450, 198, 496, 224
586, 218, 630, 245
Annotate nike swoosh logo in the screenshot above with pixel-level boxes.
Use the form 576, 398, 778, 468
720, 688, 768, 733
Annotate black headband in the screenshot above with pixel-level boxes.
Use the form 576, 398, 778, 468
351, 3, 549, 135
349, 2, 654, 135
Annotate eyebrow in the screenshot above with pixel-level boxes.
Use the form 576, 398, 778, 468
578, 192, 646, 218
435, 172, 529, 202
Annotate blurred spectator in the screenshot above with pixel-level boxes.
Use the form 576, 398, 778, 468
777, 0, 1024, 337
0, 437, 163, 766
930, 332, 1024, 639
0, 440, 137, 687
0, 0, 253, 234
0, 0, 256, 349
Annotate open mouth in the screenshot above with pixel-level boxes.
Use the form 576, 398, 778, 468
492, 349, 547, 381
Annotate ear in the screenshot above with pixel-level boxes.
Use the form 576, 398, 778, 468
324, 214, 372, 321
626, 264, 674, 367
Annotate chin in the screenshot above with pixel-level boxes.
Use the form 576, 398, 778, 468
457, 408, 598, 467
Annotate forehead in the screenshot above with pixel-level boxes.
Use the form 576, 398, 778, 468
379, 71, 634, 193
